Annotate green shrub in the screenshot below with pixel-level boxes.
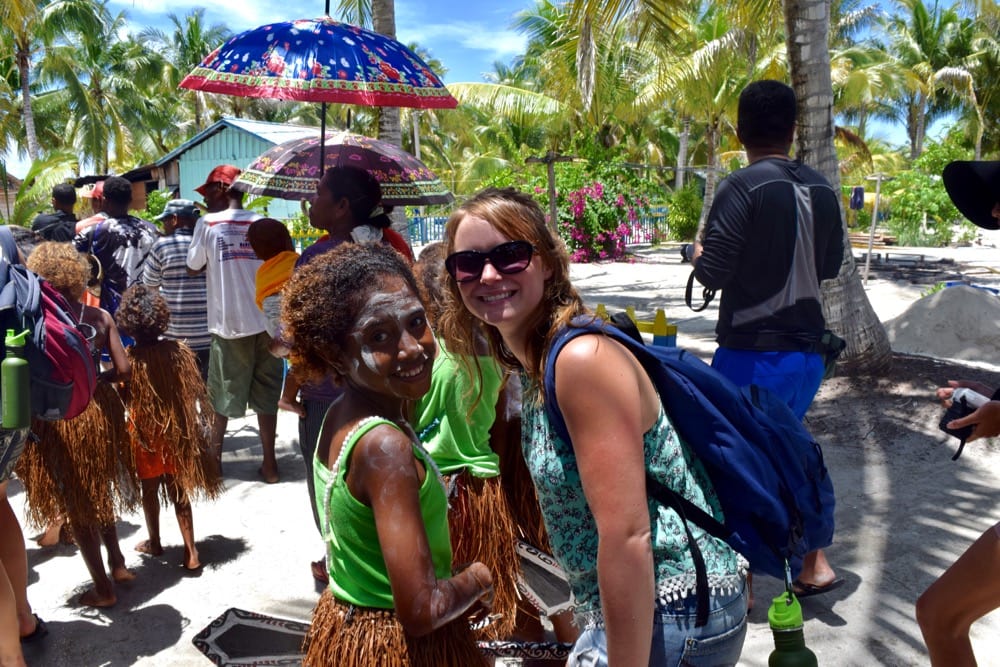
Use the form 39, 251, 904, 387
666, 183, 702, 241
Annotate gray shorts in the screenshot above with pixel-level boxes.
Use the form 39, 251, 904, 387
207, 332, 283, 418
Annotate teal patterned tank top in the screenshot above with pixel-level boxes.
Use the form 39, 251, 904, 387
521, 374, 746, 628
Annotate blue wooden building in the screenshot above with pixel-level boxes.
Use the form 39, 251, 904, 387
155, 118, 330, 220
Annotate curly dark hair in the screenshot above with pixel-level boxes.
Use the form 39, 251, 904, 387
116, 284, 171, 345
25, 241, 90, 300
282, 242, 422, 385
101, 176, 133, 205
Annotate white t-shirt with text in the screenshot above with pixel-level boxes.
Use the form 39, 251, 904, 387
186, 208, 267, 339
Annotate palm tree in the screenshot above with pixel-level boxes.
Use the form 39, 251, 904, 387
638, 5, 754, 226
831, 45, 905, 138
36, 7, 164, 173
785, 0, 892, 372
0, 0, 102, 161
139, 10, 231, 133
887, 0, 977, 159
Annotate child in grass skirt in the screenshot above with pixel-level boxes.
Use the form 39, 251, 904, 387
282, 243, 493, 666
115, 285, 223, 572
16, 242, 137, 607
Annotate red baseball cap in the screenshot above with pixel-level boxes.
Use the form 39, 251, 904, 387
195, 165, 242, 196
81, 181, 104, 199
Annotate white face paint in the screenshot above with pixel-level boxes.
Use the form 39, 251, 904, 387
342, 278, 434, 399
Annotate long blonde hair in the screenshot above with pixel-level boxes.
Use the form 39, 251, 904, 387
437, 187, 587, 388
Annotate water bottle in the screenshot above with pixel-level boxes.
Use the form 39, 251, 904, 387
768, 591, 818, 667
2, 329, 31, 429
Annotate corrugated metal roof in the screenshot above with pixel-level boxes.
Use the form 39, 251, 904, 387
155, 117, 326, 166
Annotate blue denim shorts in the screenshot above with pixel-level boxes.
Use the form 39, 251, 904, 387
567, 582, 748, 666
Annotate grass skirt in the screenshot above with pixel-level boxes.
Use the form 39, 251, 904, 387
448, 472, 520, 640
127, 340, 223, 504
16, 382, 137, 529
303, 588, 489, 667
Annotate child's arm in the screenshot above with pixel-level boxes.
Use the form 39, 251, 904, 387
351, 425, 493, 637
277, 368, 304, 417
100, 310, 131, 384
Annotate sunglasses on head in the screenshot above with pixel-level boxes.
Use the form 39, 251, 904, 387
445, 240, 535, 283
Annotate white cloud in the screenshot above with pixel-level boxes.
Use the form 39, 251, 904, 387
401, 21, 526, 60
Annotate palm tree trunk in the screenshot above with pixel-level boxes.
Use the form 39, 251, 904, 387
784, 0, 892, 374
675, 117, 690, 190
914, 93, 927, 158
696, 118, 720, 239
16, 44, 40, 161
371, 0, 408, 242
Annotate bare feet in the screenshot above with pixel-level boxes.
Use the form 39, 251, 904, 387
182, 546, 202, 572
111, 566, 135, 583
35, 523, 62, 548
134, 539, 164, 556
79, 587, 116, 608
257, 465, 279, 484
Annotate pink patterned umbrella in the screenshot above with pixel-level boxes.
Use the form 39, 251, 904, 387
232, 131, 453, 206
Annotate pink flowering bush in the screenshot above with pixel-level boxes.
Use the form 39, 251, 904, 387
482, 160, 661, 263
559, 180, 649, 262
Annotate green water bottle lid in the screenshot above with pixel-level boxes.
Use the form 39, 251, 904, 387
768, 591, 804, 630
5, 329, 29, 348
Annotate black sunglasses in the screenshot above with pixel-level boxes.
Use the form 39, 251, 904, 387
445, 240, 535, 283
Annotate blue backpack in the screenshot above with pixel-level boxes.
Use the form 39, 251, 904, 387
543, 316, 835, 621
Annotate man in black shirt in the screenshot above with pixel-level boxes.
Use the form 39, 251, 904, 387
691, 79, 844, 601
31, 183, 78, 242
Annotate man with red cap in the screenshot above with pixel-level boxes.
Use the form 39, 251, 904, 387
76, 181, 106, 232
186, 165, 282, 483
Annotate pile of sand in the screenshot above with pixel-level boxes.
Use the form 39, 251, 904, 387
884, 284, 1000, 363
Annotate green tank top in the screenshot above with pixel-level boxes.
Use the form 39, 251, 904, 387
314, 417, 452, 609
414, 339, 504, 476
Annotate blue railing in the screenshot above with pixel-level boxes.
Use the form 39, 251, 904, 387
293, 206, 670, 251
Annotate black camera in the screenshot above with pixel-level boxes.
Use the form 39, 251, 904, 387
680, 243, 694, 263
938, 393, 981, 460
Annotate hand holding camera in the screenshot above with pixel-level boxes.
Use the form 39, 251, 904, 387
939, 387, 993, 460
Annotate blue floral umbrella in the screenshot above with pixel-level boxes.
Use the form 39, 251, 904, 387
179, 17, 457, 110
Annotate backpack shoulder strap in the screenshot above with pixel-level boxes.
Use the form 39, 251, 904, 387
0, 226, 20, 266
543, 315, 732, 627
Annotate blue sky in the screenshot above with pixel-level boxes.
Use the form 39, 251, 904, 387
109, 0, 531, 84
5, 1, 929, 177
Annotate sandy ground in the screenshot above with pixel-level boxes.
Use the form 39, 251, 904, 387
12, 242, 1000, 666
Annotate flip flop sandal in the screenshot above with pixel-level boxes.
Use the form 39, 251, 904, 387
792, 578, 845, 599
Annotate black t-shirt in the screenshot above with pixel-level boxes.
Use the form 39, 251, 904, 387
31, 210, 78, 242
694, 157, 844, 350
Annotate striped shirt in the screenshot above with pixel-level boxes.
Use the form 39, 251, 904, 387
141, 228, 210, 351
